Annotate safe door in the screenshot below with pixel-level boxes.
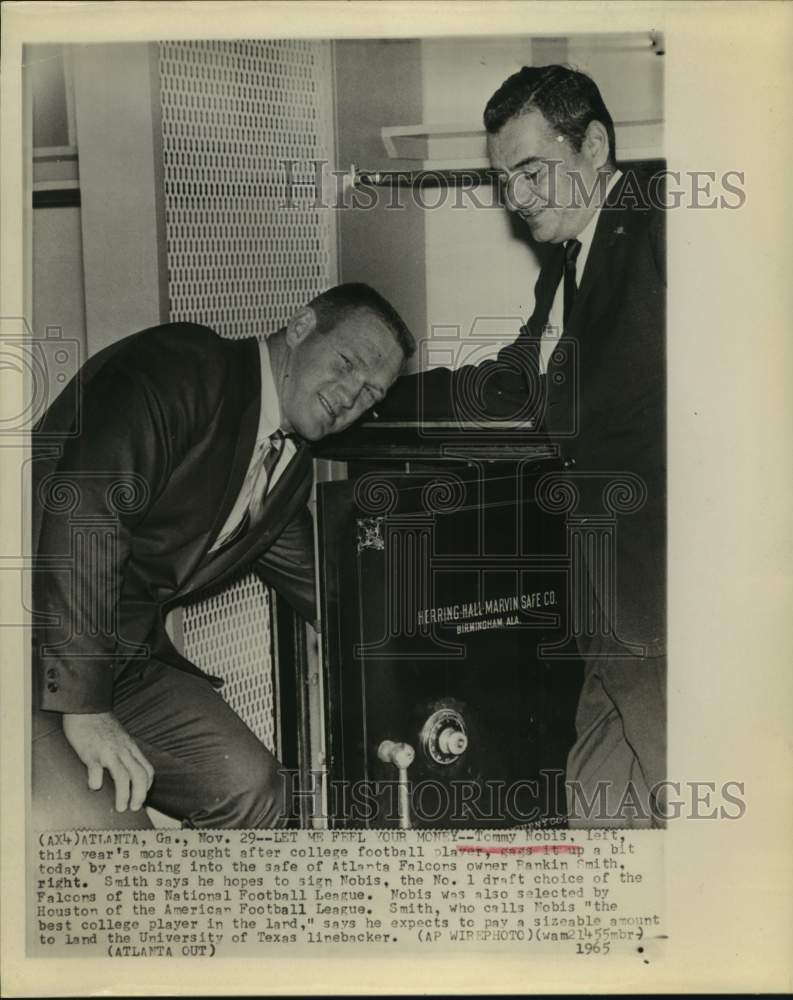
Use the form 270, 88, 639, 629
317, 464, 583, 829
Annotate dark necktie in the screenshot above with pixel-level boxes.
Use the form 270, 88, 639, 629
520, 238, 581, 342
563, 238, 582, 327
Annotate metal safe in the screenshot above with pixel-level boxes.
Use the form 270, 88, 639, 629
316, 440, 583, 830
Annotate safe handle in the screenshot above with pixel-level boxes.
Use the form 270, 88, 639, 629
377, 740, 415, 829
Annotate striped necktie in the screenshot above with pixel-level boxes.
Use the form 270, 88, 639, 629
248, 430, 286, 524
211, 430, 287, 556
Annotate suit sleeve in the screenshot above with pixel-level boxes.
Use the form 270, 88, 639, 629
251, 505, 317, 624
34, 365, 172, 714
374, 324, 543, 425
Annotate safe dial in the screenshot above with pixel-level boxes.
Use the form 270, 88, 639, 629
421, 708, 468, 765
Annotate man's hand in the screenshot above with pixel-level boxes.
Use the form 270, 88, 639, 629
62, 712, 155, 812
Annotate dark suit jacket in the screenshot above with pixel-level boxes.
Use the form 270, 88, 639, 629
375, 172, 665, 658
33, 323, 316, 714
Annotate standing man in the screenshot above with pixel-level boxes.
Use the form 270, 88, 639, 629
482, 66, 665, 828
378, 65, 665, 827
33, 283, 414, 830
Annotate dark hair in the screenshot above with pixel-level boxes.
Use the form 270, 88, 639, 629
483, 65, 616, 165
309, 283, 416, 361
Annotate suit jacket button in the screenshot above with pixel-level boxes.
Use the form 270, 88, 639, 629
47, 682, 59, 693
46, 667, 57, 680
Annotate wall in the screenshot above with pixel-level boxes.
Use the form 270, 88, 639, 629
29, 44, 87, 399
71, 43, 166, 355
566, 33, 664, 160
30, 43, 71, 148
159, 39, 337, 340
420, 36, 541, 368
334, 39, 427, 372
31, 207, 87, 360
29, 42, 166, 395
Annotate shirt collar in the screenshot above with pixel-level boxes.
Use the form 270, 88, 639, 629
256, 336, 283, 442
573, 168, 622, 278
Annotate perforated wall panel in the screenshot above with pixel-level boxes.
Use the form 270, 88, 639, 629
159, 39, 335, 751
181, 581, 278, 752
159, 39, 336, 339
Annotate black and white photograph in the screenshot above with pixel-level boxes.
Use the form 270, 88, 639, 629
28, 29, 668, 833
1, 1, 791, 995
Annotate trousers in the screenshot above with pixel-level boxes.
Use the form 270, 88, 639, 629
32, 659, 287, 830
566, 655, 667, 829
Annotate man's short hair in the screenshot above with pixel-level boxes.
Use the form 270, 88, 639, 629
484, 64, 616, 166
309, 283, 416, 362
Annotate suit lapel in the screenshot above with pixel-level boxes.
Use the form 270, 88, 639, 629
169, 337, 260, 597
566, 175, 636, 337
545, 176, 638, 430
201, 338, 261, 552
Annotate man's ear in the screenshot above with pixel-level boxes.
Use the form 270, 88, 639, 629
582, 120, 610, 171
286, 306, 318, 348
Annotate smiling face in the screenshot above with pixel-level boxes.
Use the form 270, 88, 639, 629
278, 307, 405, 441
487, 109, 609, 244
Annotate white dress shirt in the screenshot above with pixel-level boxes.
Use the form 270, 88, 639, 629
209, 337, 296, 553
539, 169, 623, 374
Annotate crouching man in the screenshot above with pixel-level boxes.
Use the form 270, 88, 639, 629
33, 283, 414, 829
